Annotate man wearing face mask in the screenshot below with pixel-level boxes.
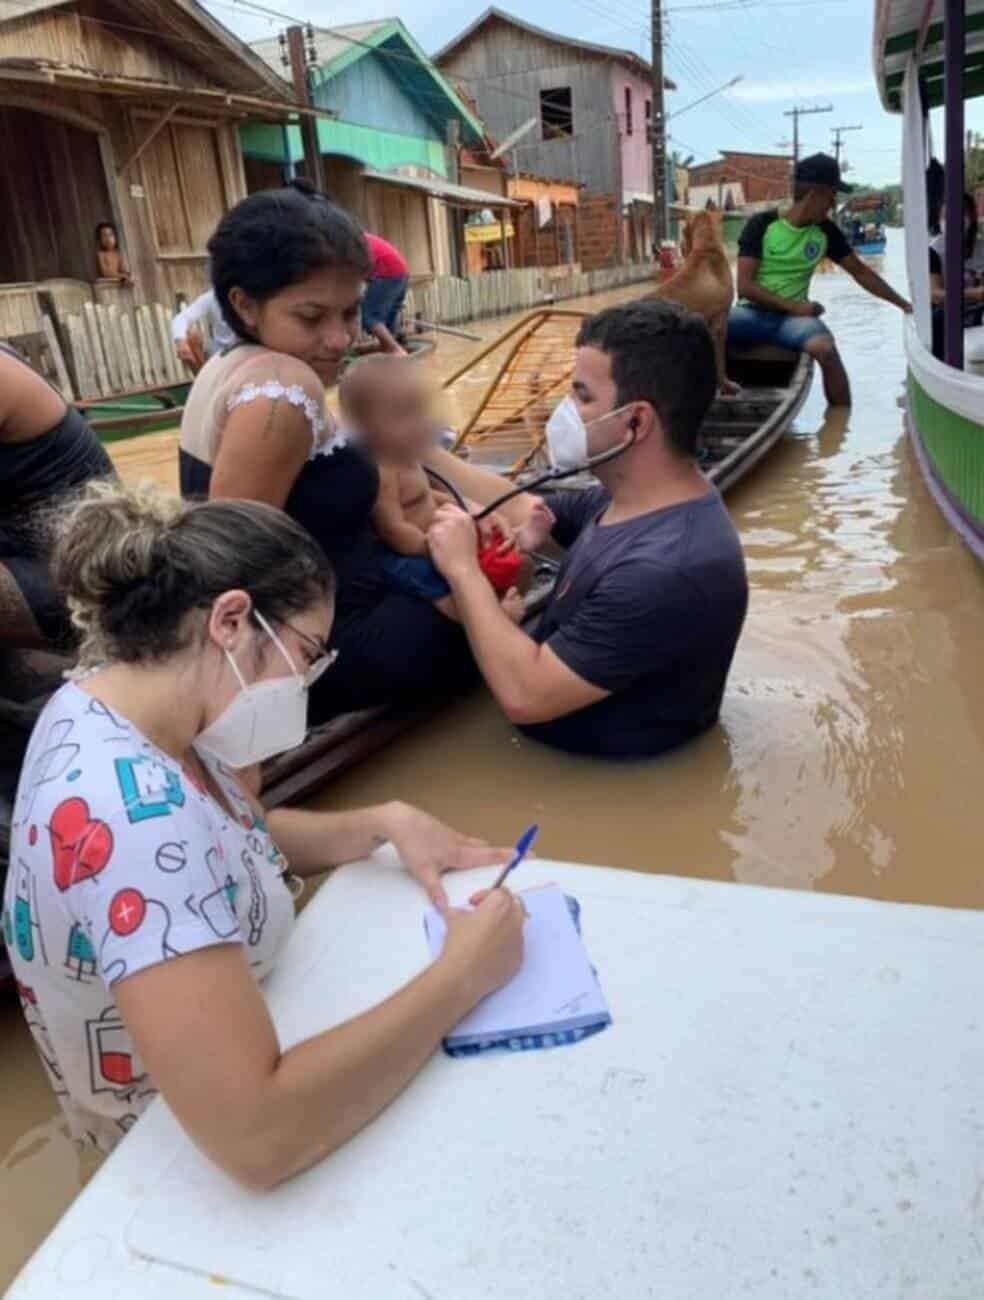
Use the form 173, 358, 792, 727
427, 300, 749, 759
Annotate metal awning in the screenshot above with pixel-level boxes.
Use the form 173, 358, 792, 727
363, 169, 523, 209
874, 0, 984, 111
0, 58, 337, 122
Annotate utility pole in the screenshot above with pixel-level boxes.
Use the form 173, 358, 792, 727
650, 0, 667, 246
783, 103, 832, 192
831, 123, 863, 167
284, 25, 326, 192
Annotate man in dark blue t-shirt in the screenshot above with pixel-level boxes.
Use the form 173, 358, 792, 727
426, 300, 749, 759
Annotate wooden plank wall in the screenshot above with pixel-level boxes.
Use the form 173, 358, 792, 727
0, 3, 226, 91
436, 21, 620, 196
0, 0, 250, 307
364, 184, 435, 277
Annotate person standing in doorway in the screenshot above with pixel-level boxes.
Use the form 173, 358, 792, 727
95, 222, 131, 285
727, 154, 911, 406
363, 233, 410, 356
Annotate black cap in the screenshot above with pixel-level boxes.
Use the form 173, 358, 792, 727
794, 152, 853, 193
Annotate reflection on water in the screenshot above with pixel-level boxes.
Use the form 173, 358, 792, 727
3, 232, 984, 1288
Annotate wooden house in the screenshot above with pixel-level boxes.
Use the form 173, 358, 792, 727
0, 0, 324, 347
434, 7, 674, 267
247, 20, 522, 279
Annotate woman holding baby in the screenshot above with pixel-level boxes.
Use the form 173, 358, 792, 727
179, 180, 530, 723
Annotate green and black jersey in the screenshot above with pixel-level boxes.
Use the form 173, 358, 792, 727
737, 210, 852, 303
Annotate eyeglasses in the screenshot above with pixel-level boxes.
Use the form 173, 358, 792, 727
283, 620, 338, 687
256, 613, 338, 688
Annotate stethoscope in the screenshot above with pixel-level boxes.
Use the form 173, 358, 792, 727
426, 422, 640, 521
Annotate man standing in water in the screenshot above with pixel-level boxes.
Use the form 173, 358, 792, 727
427, 300, 749, 759
728, 153, 911, 405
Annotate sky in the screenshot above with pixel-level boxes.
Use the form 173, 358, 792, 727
206, 0, 983, 190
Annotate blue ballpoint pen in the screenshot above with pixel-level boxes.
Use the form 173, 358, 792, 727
489, 823, 539, 890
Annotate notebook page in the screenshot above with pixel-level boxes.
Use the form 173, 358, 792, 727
424, 883, 608, 1041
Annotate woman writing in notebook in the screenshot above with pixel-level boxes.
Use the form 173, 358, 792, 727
3, 481, 523, 1188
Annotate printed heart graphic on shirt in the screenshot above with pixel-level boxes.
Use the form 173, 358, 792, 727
50, 797, 114, 892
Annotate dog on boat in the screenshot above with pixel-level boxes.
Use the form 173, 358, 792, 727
650, 211, 739, 395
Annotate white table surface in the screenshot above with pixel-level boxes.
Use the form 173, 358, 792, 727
7, 853, 984, 1299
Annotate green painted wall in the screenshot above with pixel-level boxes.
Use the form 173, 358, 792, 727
240, 121, 447, 178
908, 372, 984, 523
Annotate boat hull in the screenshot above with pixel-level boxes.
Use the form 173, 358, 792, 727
905, 371, 984, 563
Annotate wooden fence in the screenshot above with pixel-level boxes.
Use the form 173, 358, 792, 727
62, 301, 185, 399
404, 262, 655, 328
3, 299, 185, 402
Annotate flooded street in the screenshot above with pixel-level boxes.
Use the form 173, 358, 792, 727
3, 230, 984, 1287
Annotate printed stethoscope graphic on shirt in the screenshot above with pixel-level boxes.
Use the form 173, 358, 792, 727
98, 886, 184, 987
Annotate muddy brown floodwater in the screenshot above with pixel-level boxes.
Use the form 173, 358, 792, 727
2, 231, 983, 1288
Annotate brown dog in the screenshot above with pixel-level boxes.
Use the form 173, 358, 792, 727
651, 211, 739, 395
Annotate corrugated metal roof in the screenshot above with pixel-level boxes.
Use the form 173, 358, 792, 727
874, 0, 984, 111
364, 169, 523, 208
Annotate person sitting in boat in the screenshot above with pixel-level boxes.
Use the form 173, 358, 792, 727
179, 182, 480, 724
929, 193, 984, 359
728, 154, 911, 406
2, 478, 523, 1177
171, 288, 238, 374
340, 354, 552, 622
426, 300, 749, 760
0, 344, 114, 944
94, 221, 131, 286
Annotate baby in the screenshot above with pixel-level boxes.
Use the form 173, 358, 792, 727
340, 355, 552, 621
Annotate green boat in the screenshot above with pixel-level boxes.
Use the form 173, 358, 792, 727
77, 381, 192, 443
874, 0, 984, 563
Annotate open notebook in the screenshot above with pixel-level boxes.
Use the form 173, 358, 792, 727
424, 883, 612, 1055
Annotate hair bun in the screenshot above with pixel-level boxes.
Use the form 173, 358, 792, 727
52, 480, 188, 667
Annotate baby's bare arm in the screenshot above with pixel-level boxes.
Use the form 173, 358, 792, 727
371, 465, 430, 555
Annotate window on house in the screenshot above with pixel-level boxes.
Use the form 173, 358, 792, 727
645, 99, 652, 140
625, 87, 633, 136
540, 86, 573, 140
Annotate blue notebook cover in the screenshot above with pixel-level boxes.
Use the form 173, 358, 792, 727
424, 884, 612, 1058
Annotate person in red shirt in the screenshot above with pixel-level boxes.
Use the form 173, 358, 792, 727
362, 233, 410, 356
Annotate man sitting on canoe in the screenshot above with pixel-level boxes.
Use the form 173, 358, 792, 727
427, 300, 749, 759
728, 153, 911, 406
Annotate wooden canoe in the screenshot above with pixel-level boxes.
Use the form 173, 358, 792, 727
260, 316, 812, 809
443, 308, 812, 488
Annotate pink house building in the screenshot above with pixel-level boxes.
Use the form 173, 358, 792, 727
435, 8, 675, 266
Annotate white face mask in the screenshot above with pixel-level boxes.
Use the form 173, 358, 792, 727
545, 396, 635, 472
195, 611, 330, 770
